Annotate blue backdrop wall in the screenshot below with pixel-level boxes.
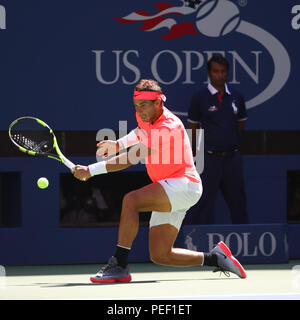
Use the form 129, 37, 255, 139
0, 0, 299, 130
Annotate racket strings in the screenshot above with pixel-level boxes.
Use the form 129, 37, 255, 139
12, 132, 53, 154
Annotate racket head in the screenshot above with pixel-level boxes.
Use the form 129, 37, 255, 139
8, 116, 59, 159
9, 116, 75, 171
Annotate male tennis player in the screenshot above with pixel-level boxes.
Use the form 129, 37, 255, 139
73, 79, 247, 282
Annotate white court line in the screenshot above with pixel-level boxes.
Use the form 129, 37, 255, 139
110, 292, 300, 300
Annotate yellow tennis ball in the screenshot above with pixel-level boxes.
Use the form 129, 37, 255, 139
37, 177, 49, 189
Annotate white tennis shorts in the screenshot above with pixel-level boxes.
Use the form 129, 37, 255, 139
149, 177, 202, 230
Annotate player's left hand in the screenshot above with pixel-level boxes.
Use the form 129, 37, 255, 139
73, 165, 91, 182
96, 140, 119, 158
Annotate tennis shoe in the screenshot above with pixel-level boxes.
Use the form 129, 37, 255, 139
90, 256, 132, 283
211, 241, 247, 279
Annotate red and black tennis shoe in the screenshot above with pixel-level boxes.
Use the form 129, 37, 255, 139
90, 256, 132, 283
211, 241, 247, 279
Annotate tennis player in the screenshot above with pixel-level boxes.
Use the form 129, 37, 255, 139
73, 79, 247, 282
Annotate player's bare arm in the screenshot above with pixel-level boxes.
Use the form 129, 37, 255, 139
73, 142, 155, 181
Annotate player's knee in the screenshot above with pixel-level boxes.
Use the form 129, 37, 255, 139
122, 191, 137, 208
122, 190, 142, 211
149, 249, 171, 265
150, 253, 171, 265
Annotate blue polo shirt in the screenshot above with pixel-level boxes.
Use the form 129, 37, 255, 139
188, 83, 247, 152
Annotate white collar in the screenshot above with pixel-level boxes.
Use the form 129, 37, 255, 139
207, 83, 231, 95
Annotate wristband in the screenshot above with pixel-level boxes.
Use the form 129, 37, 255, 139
117, 130, 139, 150
88, 161, 107, 176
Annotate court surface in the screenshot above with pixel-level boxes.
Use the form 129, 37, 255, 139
1, 260, 300, 300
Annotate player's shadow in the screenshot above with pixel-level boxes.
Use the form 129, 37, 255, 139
32, 280, 156, 287
33, 277, 236, 288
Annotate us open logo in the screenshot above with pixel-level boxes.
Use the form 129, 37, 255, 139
111, 0, 291, 110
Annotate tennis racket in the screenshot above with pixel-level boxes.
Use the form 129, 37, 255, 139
8, 116, 75, 171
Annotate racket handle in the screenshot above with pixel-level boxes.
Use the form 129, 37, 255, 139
63, 157, 75, 172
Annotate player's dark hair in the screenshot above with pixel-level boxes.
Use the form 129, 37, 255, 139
207, 55, 230, 71
135, 79, 162, 93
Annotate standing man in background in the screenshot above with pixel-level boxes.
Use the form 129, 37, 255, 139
185, 55, 248, 224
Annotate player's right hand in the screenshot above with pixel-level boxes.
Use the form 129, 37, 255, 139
73, 165, 91, 182
96, 140, 119, 158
